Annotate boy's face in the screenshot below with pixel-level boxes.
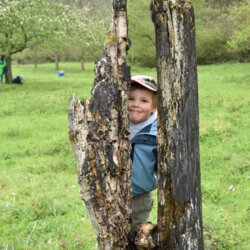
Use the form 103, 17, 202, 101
128, 88, 156, 124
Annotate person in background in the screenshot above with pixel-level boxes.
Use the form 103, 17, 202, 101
12, 75, 24, 84
128, 75, 158, 229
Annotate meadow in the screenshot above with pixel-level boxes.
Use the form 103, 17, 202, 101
0, 62, 249, 249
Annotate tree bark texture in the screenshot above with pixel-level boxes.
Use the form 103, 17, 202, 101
68, 0, 131, 249
5, 55, 13, 83
151, 0, 204, 249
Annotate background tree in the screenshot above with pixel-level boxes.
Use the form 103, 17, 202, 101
127, 0, 155, 67
3, 0, 249, 69
37, 3, 80, 70
226, 1, 250, 60
127, 0, 250, 65
0, 0, 54, 82
6, 0, 110, 72
0, 0, 86, 82
67, 7, 109, 71
49, 0, 111, 15
193, 0, 250, 63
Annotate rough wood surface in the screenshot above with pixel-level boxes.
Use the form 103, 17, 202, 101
68, 0, 204, 249
135, 223, 157, 250
151, 0, 204, 249
68, 0, 131, 249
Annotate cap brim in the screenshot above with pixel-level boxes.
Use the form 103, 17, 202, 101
131, 79, 157, 92
131, 80, 157, 92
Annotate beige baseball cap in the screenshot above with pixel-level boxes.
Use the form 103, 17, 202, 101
131, 75, 158, 92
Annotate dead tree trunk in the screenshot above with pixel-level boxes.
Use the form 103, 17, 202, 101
150, 0, 204, 249
68, 0, 131, 249
69, 0, 204, 249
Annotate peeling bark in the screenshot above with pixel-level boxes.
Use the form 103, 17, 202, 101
135, 223, 157, 250
69, 0, 204, 249
68, 0, 131, 249
150, 0, 204, 249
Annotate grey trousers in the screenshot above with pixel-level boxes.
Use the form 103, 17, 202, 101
131, 192, 153, 228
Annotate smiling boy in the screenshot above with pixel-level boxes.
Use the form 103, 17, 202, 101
128, 75, 158, 228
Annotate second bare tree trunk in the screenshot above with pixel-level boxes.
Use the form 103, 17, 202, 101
151, 0, 204, 249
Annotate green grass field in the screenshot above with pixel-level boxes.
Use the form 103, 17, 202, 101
0, 62, 249, 249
